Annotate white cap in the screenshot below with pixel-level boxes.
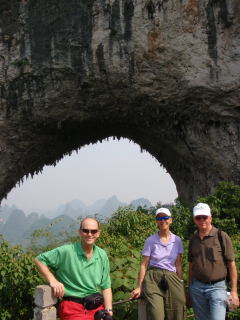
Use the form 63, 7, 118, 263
155, 207, 171, 216
193, 203, 211, 217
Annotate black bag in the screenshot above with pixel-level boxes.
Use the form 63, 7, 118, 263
217, 229, 230, 284
84, 293, 104, 310
159, 275, 169, 291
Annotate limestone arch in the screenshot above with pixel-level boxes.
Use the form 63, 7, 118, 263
1, 114, 239, 205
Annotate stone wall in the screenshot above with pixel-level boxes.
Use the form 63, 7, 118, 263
0, 0, 240, 202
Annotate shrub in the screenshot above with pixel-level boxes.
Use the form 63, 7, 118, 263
198, 181, 240, 235
170, 201, 194, 240
0, 236, 42, 320
105, 206, 156, 248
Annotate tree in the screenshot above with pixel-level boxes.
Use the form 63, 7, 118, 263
198, 181, 240, 235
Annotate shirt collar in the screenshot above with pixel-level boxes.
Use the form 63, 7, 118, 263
154, 232, 176, 244
208, 226, 218, 236
195, 225, 217, 238
76, 242, 97, 257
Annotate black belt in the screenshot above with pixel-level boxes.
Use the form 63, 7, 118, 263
62, 296, 85, 304
198, 278, 225, 285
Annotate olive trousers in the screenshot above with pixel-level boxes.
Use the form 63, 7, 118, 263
142, 268, 186, 320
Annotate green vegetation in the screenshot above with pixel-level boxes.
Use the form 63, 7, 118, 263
0, 236, 41, 320
198, 181, 240, 235
0, 181, 240, 319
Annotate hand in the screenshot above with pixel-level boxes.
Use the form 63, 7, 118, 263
131, 287, 141, 299
49, 279, 64, 298
104, 309, 113, 319
108, 310, 113, 317
231, 291, 239, 311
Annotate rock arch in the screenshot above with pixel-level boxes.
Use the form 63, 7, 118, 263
0, 0, 240, 203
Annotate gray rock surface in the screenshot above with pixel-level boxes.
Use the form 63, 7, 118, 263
0, 0, 240, 203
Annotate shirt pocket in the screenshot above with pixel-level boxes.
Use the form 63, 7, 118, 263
205, 246, 221, 263
205, 247, 216, 262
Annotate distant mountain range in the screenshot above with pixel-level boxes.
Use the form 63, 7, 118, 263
0, 196, 153, 247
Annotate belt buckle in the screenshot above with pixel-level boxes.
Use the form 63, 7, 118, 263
207, 278, 224, 285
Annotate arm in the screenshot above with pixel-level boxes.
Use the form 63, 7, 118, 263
34, 258, 64, 297
175, 254, 183, 279
102, 287, 113, 316
131, 256, 150, 299
228, 260, 239, 310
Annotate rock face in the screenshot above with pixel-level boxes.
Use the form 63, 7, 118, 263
0, 0, 240, 203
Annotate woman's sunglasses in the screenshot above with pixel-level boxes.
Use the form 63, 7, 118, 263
195, 216, 208, 221
156, 216, 171, 221
81, 229, 99, 234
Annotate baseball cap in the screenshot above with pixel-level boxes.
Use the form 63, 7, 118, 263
155, 207, 171, 216
193, 203, 211, 217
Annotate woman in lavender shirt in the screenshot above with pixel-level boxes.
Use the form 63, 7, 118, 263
131, 208, 186, 320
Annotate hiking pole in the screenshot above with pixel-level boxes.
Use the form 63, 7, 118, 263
95, 298, 137, 320
112, 297, 138, 306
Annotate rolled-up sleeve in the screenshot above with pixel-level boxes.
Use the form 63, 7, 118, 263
142, 238, 151, 257
36, 247, 60, 271
100, 254, 111, 290
178, 237, 184, 255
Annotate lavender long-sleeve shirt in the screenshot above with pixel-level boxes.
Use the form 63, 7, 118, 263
142, 232, 184, 272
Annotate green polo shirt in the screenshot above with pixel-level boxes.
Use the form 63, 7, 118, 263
36, 242, 111, 297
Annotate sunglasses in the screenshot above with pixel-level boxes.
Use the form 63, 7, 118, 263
195, 216, 208, 221
156, 216, 171, 221
81, 229, 99, 235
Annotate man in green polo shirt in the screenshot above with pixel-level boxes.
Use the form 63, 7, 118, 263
35, 217, 113, 320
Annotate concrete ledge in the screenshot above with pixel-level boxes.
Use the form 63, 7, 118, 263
34, 285, 58, 308
33, 306, 57, 320
33, 285, 58, 320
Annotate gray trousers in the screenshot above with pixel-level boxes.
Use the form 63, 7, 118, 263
142, 268, 186, 320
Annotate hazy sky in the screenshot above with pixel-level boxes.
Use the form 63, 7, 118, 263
1, 138, 178, 214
